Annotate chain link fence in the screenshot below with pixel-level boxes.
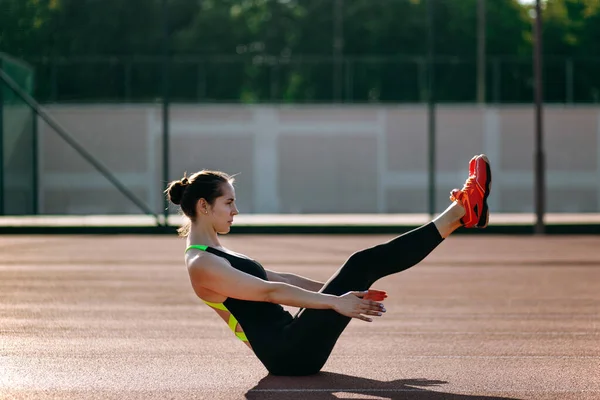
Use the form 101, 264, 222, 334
25, 55, 600, 104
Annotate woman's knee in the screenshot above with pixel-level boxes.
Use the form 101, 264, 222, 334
346, 249, 371, 268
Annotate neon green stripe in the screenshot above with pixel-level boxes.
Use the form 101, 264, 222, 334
227, 315, 237, 332
202, 300, 228, 311
202, 300, 248, 342
185, 244, 208, 253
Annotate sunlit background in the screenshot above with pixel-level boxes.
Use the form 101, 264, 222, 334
1, 0, 599, 223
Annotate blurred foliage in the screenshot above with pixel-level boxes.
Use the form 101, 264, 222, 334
1, 0, 599, 103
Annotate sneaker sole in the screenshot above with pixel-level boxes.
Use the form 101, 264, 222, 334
476, 155, 492, 228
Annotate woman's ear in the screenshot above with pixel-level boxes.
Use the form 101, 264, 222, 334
196, 198, 209, 215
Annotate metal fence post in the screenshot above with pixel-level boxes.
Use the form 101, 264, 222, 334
418, 57, 427, 103
197, 61, 206, 102
50, 58, 58, 103
533, 0, 546, 234
31, 61, 39, 214
270, 62, 279, 102
124, 59, 132, 103
344, 59, 353, 102
477, 0, 486, 103
0, 58, 4, 215
32, 101, 38, 215
427, 0, 437, 217
333, 0, 344, 103
565, 58, 573, 104
493, 57, 501, 104
162, 0, 171, 226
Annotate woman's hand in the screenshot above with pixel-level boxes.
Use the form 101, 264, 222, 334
332, 291, 386, 322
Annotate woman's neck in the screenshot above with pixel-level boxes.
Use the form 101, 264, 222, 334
187, 224, 221, 248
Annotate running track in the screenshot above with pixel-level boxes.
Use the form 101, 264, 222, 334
1, 234, 599, 399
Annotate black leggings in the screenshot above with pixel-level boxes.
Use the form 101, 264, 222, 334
267, 222, 444, 376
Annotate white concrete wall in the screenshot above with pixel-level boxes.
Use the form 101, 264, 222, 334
37, 104, 600, 215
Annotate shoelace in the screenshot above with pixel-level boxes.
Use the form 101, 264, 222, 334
449, 175, 478, 203
463, 176, 477, 190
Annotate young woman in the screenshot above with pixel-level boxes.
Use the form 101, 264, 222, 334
166, 154, 491, 376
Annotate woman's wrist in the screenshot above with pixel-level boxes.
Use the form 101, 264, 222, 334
325, 294, 340, 310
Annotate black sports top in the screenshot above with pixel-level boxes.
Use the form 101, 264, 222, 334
185, 245, 294, 357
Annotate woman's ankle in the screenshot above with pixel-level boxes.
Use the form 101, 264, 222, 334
432, 202, 466, 238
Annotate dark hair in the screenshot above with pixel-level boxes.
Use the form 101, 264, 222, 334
165, 170, 234, 236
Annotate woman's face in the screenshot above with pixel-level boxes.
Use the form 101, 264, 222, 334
206, 182, 239, 234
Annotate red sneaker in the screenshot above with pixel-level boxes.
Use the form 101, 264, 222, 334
450, 154, 492, 228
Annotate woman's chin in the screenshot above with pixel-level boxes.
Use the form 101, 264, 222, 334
217, 226, 231, 235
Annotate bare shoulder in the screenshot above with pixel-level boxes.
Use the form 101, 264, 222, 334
186, 249, 230, 273
184, 251, 228, 301
184, 247, 271, 302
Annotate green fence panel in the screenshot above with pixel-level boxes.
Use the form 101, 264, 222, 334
0, 53, 37, 215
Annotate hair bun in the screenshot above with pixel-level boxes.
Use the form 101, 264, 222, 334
168, 179, 189, 206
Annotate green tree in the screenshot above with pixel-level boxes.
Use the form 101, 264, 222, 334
0, 0, 59, 56
3, 0, 598, 103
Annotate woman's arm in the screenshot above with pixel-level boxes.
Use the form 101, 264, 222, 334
266, 270, 324, 292
188, 254, 384, 322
